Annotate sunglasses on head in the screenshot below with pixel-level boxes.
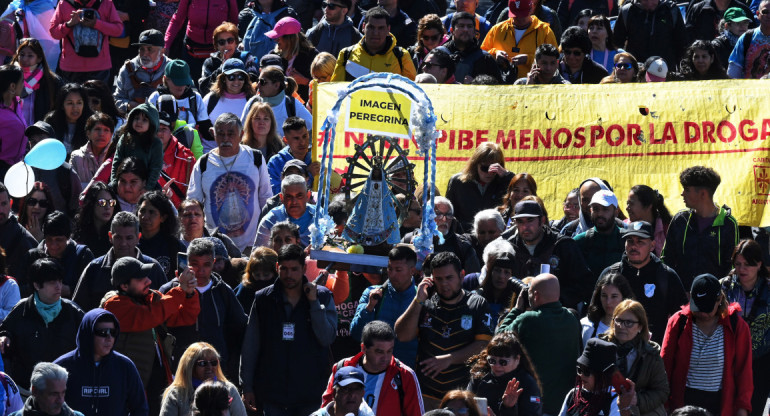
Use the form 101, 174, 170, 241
227, 73, 246, 81
195, 359, 219, 368
27, 197, 49, 208
216, 37, 236, 46
486, 356, 512, 366
615, 62, 634, 70
422, 34, 441, 42
565, 49, 584, 57
94, 328, 117, 338
322, 1, 343, 9
576, 364, 591, 376
97, 198, 116, 207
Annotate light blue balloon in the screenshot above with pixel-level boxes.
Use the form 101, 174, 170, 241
24, 138, 66, 170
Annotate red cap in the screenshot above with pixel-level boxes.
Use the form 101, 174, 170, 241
508, 0, 533, 17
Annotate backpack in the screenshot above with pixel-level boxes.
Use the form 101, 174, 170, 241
0, 12, 22, 60
158, 93, 200, 125
241, 95, 296, 120
742, 28, 756, 60
619, 0, 679, 31
339, 44, 406, 81
243, 7, 287, 60
198, 148, 264, 173
66, 0, 104, 58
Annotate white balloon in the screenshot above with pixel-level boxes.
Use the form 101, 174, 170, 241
4, 162, 35, 198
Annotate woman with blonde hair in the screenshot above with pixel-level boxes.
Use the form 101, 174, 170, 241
306, 52, 336, 112
160, 342, 247, 416
445, 142, 513, 232
602, 299, 669, 416
242, 102, 284, 163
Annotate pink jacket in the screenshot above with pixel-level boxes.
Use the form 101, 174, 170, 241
49, 0, 124, 72
164, 0, 238, 50
0, 98, 27, 166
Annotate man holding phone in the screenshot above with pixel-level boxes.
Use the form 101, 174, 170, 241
514, 44, 570, 85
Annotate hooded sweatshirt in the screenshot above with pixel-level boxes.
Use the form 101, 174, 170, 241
306, 17, 362, 57
109, 103, 163, 189
54, 309, 148, 416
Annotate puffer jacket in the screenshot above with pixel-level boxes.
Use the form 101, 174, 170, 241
330, 34, 417, 81
164, 0, 238, 49
481, 16, 558, 77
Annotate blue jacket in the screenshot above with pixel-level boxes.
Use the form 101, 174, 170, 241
54, 309, 148, 416
349, 280, 418, 368
266, 147, 313, 195
159, 273, 247, 370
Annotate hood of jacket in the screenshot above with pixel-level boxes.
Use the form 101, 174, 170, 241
127, 103, 159, 132
361, 33, 398, 56
576, 178, 612, 234
75, 308, 120, 361
318, 15, 355, 31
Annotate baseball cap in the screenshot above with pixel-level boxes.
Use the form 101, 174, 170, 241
508, 0, 533, 18
24, 121, 55, 138
265, 17, 302, 40
724, 7, 751, 23
222, 58, 247, 75
282, 159, 309, 177
690, 274, 721, 313
589, 190, 618, 208
158, 111, 176, 127
259, 54, 283, 70
164, 59, 193, 87
622, 221, 653, 240
333, 366, 365, 387
111, 257, 155, 289
512, 200, 543, 219
644, 57, 668, 82
131, 29, 164, 47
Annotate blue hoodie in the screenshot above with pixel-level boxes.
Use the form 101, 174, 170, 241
54, 309, 148, 416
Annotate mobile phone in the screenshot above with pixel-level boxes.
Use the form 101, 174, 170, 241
83, 9, 95, 19
177, 252, 188, 273
611, 370, 632, 393
474, 397, 488, 416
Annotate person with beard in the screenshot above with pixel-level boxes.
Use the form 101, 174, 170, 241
505, 200, 593, 312
599, 221, 687, 345
574, 190, 625, 281
54, 309, 148, 416
560, 178, 624, 238
114, 30, 168, 114
240, 244, 337, 416
395, 252, 493, 411
102, 257, 199, 416
442, 12, 502, 83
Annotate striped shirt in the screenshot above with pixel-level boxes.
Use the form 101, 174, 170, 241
686, 323, 724, 391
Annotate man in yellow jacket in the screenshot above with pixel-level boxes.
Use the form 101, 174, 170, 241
331, 7, 417, 81
481, 0, 558, 80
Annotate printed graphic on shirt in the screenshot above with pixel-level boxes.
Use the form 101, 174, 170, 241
208, 171, 256, 239
82, 386, 110, 397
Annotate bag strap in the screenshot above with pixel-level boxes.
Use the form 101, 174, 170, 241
743, 28, 756, 60
206, 94, 220, 115
284, 96, 296, 118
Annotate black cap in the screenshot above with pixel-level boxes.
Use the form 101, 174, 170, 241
282, 159, 309, 177
24, 121, 55, 138
622, 221, 654, 240
158, 110, 176, 127
111, 257, 155, 288
259, 53, 283, 69
690, 274, 721, 313
131, 29, 164, 47
492, 252, 515, 270
512, 200, 543, 219
577, 338, 617, 374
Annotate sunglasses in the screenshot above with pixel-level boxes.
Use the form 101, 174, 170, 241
422, 34, 441, 42
97, 198, 116, 207
615, 62, 634, 70
227, 73, 246, 81
761, 9, 770, 14
26, 197, 49, 208
94, 328, 117, 338
614, 317, 640, 328
564, 49, 584, 57
421, 62, 443, 70
576, 364, 591, 376
216, 37, 236, 46
486, 356, 512, 366
195, 359, 219, 368
257, 78, 270, 85
322, 1, 344, 9
479, 164, 490, 172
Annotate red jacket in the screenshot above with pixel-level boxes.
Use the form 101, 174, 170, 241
321, 352, 424, 416
164, 0, 238, 49
161, 136, 195, 207
103, 286, 200, 332
660, 303, 753, 415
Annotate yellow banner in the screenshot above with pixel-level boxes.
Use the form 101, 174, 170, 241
346, 88, 412, 138
313, 80, 770, 227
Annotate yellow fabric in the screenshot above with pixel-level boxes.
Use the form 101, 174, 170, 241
330, 34, 417, 82
110, 36, 131, 48
481, 16, 557, 77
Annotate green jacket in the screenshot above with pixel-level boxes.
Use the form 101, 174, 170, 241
574, 225, 625, 281
110, 103, 163, 188
497, 302, 581, 415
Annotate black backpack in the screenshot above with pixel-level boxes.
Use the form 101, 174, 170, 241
198, 148, 264, 173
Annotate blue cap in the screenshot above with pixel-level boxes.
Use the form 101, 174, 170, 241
222, 58, 247, 75
333, 366, 365, 387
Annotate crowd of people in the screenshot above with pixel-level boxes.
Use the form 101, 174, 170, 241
0, 0, 764, 415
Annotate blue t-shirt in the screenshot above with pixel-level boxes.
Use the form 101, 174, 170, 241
590, 48, 624, 73
728, 29, 770, 78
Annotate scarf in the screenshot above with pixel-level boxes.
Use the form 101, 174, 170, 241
222, 91, 246, 99
724, 30, 740, 47
264, 90, 285, 107
34, 292, 62, 324
22, 66, 43, 98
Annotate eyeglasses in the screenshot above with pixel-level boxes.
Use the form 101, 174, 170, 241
322, 1, 344, 9
564, 49, 584, 57
422, 34, 441, 42
97, 198, 116, 207
615, 62, 634, 70
216, 37, 236, 46
435, 211, 452, 219
479, 164, 490, 173
26, 197, 49, 208
614, 317, 640, 328
227, 73, 246, 81
195, 359, 219, 368
486, 356, 512, 366
94, 328, 117, 338
576, 364, 591, 376
421, 62, 443, 70
257, 78, 270, 85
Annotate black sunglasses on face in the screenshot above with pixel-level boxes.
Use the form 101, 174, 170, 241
227, 73, 246, 81
217, 37, 236, 46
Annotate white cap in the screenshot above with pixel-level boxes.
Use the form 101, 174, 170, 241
589, 190, 619, 208
645, 58, 668, 82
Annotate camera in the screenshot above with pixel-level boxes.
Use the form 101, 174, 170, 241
83, 9, 95, 19
509, 277, 529, 294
